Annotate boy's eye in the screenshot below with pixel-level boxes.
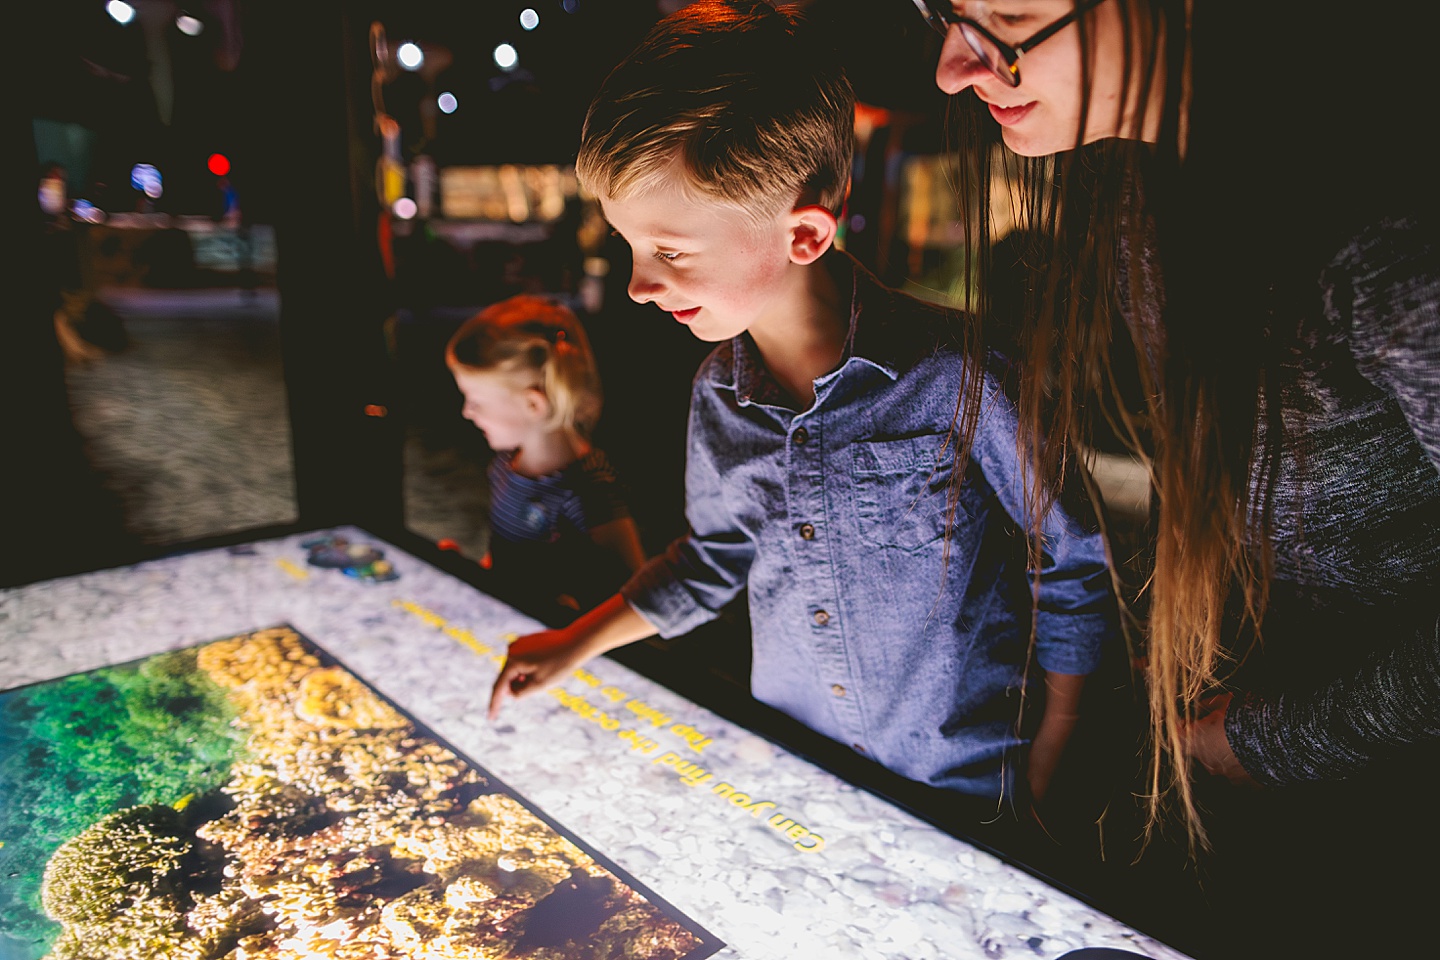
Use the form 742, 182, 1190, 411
653, 250, 682, 263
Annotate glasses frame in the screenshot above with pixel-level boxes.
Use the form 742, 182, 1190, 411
918, 0, 1108, 88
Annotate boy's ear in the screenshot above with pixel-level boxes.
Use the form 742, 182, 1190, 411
788, 205, 838, 266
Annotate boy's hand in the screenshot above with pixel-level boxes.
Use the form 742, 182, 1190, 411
486, 594, 658, 722
488, 628, 590, 720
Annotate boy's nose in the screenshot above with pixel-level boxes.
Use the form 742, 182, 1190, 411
627, 266, 664, 305
935, 29, 993, 95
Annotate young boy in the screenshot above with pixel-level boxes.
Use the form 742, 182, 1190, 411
487, 0, 1116, 805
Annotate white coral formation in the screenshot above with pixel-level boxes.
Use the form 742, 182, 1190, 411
40, 627, 703, 960
40, 806, 211, 960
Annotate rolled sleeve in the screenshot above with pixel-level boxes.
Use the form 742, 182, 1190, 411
621, 534, 751, 637
620, 375, 755, 638
973, 372, 1117, 677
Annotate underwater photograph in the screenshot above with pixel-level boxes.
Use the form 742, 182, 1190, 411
0, 625, 720, 960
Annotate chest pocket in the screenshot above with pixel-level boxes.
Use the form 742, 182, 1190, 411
852, 435, 958, 550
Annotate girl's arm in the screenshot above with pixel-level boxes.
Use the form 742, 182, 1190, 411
588, 516, 647, 573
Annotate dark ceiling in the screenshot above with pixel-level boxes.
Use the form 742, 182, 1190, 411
26, 0, 944, 216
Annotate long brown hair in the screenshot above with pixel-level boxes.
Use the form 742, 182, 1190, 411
944, 0, 1285, 852
945, 0, 1440, 851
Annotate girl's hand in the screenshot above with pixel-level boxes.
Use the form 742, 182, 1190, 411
1180, 692, 1260, 789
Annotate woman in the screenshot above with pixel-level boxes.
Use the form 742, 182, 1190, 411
912, 1, 1440, 954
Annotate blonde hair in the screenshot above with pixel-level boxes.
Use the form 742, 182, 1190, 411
445, 295, 602, 437
575, 0, 854, 219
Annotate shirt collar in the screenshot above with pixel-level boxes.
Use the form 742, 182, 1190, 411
723, 250, 930, 406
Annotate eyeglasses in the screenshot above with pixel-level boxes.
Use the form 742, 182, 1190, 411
915, 0, 1109, 88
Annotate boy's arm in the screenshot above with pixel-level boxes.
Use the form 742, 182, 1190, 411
488, 593, 656, 720
619, 365, 757, 637
1027, 670, 1086, 804
974, 379, 1117, 670
971, 370, 1117, 803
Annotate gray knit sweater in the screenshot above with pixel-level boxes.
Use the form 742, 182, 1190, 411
1223, 214, 1440, 786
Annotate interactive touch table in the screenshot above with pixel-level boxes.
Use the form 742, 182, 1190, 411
0, 526, 1193, 960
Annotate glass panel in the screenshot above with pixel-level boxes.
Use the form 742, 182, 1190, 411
28, 1, 300, 557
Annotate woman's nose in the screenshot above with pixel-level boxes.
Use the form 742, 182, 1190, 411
935, 28, 991, 95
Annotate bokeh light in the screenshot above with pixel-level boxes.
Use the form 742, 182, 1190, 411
397, 42, 424, 71
437, 92, 458, 114
392, 197, 418, 220
106, 1, 136, 25
520, 8, 540, 30
175, 13, 203, 36
207, 153, 231, 176
70, 199, 105, 224
493, 43, 518, 71
130, 163, 162, 198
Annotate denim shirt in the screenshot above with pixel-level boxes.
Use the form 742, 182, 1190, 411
622, 252, 1116, 798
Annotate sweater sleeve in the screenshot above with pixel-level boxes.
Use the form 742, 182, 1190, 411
1227, 617, 1440, 786
1337, 214, 1440, 471
1225, 214, 1440, 784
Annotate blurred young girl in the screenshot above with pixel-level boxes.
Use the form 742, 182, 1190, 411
446, 294, 645, 622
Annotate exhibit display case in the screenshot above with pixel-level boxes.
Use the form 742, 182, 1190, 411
0, 527, 1190, 960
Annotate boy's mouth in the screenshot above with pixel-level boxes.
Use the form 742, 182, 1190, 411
670, 307, 700, 324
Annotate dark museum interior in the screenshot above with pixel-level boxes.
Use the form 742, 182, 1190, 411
7, 3, 1435, 960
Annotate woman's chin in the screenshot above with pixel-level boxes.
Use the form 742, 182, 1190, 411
1000, 127, 1067, 158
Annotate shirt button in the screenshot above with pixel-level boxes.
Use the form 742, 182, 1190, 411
799, 522, 815, 540
793, 427, 809, 445
831, 684, 846, 697
812, 609, 830, 625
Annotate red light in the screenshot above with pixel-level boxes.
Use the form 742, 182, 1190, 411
207, 153, 231, 176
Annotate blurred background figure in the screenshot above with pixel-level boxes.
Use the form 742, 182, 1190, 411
38, 161, 105, 364
446, 294, 645, 623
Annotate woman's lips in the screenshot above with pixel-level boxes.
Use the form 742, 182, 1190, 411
671, 307, 700, 323
987, 101, 1037, 126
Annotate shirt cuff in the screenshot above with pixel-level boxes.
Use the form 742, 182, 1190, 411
620, 557, 722, 639
1033, 611, 1110, 675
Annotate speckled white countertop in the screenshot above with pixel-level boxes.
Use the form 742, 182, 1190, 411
0, 526, 1192, 960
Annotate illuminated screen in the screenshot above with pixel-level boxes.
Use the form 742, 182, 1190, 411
0, 626, 722, 960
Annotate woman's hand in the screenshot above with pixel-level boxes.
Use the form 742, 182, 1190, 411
1180, 692, 1260, 788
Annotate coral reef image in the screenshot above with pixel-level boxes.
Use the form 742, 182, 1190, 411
0, 626, 720, 960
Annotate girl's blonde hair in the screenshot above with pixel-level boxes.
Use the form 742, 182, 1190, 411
445, 295, 603, 438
